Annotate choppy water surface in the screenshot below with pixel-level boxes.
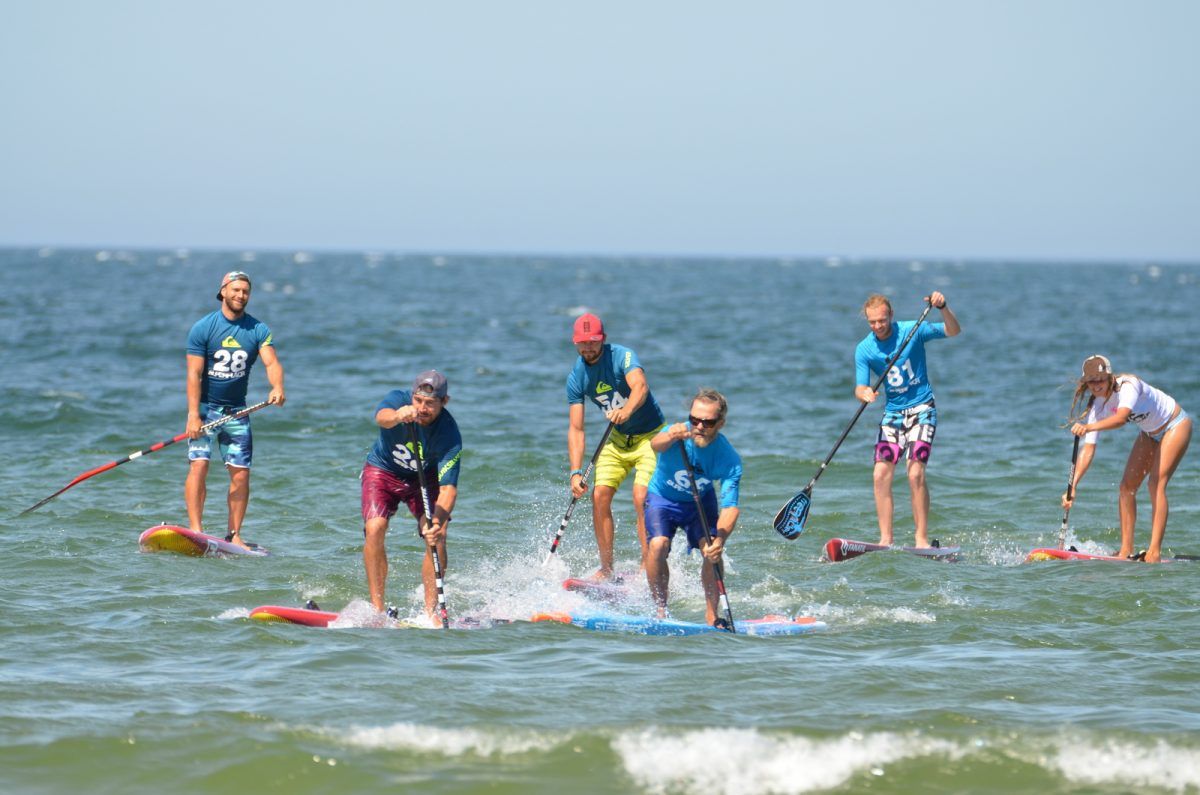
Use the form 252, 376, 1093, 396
2, 249, 1198, 793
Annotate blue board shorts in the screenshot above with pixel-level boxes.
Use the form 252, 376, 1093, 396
645, 490, 719, 552
187, 404, 253, 468
875, 401, 937, 464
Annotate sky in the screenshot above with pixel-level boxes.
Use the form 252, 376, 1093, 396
2, 1, 1197, 261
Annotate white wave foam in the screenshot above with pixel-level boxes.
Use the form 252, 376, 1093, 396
1051, 737, 1200, 793
333, 722, 564, 757
614, 728, 960, 794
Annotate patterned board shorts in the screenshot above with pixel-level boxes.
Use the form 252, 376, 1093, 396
875, 401, 937, 464
593, 425, 664, 490
187, 405, 253, 468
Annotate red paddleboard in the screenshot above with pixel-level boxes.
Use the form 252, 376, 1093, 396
1024, 547, 1196, 563
138, 524, 268, 557
562, 572, 635, 602
823, 537, 961, 563
250, 605, 339, 626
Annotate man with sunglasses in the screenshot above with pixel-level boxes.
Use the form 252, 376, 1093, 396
644, 389, 742, 626
185, 270, 285, 549
567, 313, 666, 581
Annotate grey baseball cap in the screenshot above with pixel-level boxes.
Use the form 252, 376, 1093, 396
413, 370, 448, 398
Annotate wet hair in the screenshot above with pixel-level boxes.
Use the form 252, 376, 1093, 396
691, 387, 728, 421
862, 294, 893, 316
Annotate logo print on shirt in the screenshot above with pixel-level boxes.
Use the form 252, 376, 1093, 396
596, 381, 614, 394
667, 468, 711, 494
221, 336, 243, 349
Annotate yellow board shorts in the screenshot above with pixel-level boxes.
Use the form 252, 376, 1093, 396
593, 425, 665, 490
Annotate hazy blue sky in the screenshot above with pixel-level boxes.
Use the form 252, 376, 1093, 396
2, 1, 1197, 260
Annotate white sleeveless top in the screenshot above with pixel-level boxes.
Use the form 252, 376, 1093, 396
1084, 376, 1177, 444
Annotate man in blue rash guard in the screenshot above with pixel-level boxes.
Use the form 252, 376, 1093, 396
361, 370, 462, 619
185, 270, 285, 549
854, 291, 960, 548
644, 389, 742, 626
566, 313, 666, 580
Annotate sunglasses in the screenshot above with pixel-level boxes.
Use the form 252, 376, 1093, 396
689, 415, 720, 428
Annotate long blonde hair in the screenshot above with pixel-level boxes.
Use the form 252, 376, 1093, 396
1067, 372, 1133, 423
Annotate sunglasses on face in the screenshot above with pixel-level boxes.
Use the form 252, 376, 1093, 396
689, 415, 720, 428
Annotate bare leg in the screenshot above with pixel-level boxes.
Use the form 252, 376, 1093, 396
226, 465, 250, 548
873, 460, 896, 545
907, 459, 930, 547
700, 558, 720, 626
632, 483, 649, 569
363, 516, 390, 612
591, 485, 617, 578
1145, 418, 1192, 563
1117, 436, 1155, 558
185, 459, 209, 532
421, 539, 449, 620
645, 536, 671, 617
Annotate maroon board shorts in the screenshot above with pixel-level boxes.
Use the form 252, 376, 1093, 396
361, 463, 439, 524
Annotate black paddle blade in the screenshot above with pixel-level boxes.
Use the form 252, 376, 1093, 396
773, 490, 811, 539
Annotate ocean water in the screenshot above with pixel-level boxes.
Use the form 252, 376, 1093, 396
1, 248, 1198, 794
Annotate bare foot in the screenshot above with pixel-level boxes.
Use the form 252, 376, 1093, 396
224, 531, 252, 550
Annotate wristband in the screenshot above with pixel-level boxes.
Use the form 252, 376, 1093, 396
570, 468, 584, 478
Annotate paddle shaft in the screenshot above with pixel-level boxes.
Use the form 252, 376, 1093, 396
1057, 434, 1083, 549
20, 400, 271, 515
677, 440, 735, 632
802, 301, 935, 494
546, 421, 617, 559
408, 423, 449, 629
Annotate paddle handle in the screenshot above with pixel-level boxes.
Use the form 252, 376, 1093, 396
1057, 434, 1083, 549
408, 423, 449, 629
545, 421, 616, 559
677, 440, 735, 633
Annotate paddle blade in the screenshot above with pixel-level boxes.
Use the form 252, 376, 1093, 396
773, 490, 811, 539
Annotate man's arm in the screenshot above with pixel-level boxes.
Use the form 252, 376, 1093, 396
259, 345, 286, 405
608, 367, 649, 425
186, 354, 205, 438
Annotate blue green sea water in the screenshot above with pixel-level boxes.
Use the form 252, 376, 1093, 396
1, 248, 1198, 794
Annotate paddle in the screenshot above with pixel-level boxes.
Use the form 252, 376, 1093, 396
1057, 434, 1083, 549
544, 420, 616, 563
408, 423, 449, 629
678, 440, 735, 633
773, 300, 935, 539
20, 400, 272, 516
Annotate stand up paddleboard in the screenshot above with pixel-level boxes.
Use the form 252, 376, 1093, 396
562, 572, 635, 602
531, 611, 826, 637
248, 604, 509, 629
1024, 547, 1197, 564
138, 524, 268, 557
823, 537, 961, 563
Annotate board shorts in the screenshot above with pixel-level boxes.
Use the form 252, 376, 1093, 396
1144, 408, 1190, 443
187, 404, 252, 468
645, 490, 719, 552
875, 401, 937, 464
594, 425, 665, 490
360, 463, 440, 525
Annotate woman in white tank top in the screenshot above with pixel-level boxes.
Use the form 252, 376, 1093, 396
1061, 355, 1192, 563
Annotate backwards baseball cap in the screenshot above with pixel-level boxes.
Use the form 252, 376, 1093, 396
216, 270, 252, 300
413, 369, 448, 399
1081, 355, 1112, 380
572, 312, 605, 343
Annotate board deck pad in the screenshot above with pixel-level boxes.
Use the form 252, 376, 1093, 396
530, 611, 827, 637
139, 524, 268, 557
823, 537, 961, 563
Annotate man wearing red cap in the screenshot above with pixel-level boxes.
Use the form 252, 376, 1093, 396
185, 270, 285, 549
566, 313, 666, 579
